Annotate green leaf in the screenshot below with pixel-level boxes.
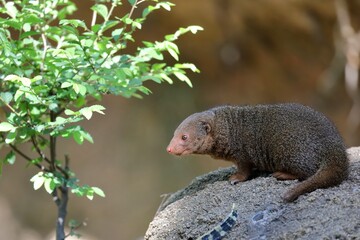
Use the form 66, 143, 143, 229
54, 117, 66, 125
101, 20, 120, 32
64, 109, 75, 116
23, 23, 31, 32
160, 73, 173, 84
4, 74, 20, 82
5, 75, 31, 87
79, 108, 92, 120
166, 25, 203, 41
5, 151, 15, 165
0, 122, 16, 132
73, 131, 84, 144
80, 39, 93, 48
5, 2, 18, 18
167, 47, 178, 60
14, 89, 24, 102
72, 83, 86, 95
60, 19, 87, 29
61, 81, 72, 88
44, 178, 56, 194
34, 124, 45, 133
0, 92, 13, 104
86, 191, 94, 200
132, 21, 142, 30
112, 28, 124, 41
92, 187, 105, 197
174, 72, 192, 87
30, 172, 45, 190
5, 130, 17, 144
188, 25, 204, 34
158, 2, 175, 11
89, 105, 106, 115
0, 30, 12, 54
23, 14, 43, 24
81, 130, 94, 144
128, 0, 137, 6
175, 63, 200, 72
91, 4, 108, 20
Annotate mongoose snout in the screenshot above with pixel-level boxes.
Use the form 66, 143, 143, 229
167, 103, 349, 202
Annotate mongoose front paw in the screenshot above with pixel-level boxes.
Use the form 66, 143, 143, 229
229, 173, 248, 185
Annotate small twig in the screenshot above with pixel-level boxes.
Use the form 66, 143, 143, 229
91, 9, 97, 27
32, 135, 69, 178
96, 1, 119, 37
128, 0, 140, 19
9, 143, 48, 171
56, 35, 65, 49
0, 96, 21, 117
31, 136, 51, 162
50, 111, 57, 172
40, 32, 48, 73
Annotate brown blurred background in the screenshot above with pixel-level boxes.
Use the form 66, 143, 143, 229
1, 0, 360, 239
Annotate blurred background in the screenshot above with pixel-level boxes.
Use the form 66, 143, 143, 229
1, 0, 360, 239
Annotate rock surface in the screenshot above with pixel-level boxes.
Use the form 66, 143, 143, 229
145, 147, 360, 240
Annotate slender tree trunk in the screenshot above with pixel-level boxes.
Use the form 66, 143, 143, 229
56, 187, 69, 240
50, 110, 70, 240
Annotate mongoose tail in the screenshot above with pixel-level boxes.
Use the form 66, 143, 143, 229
283, 144, 349, 202
283, 162, 348, 202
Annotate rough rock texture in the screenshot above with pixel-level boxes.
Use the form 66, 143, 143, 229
145, 147, 360, 240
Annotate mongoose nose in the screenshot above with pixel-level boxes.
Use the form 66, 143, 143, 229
167, 147, 172, 153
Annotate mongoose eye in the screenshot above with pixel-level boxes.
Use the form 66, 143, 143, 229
181, 135, 188, 141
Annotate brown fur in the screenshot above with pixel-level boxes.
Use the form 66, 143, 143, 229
167, 103, 349, 202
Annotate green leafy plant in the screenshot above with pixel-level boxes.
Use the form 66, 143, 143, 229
0, 0, 202, 239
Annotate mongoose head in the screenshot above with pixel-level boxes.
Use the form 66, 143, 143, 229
167, 111, 215, 156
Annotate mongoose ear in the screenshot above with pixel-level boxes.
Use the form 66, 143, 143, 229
202, 122, 211, 134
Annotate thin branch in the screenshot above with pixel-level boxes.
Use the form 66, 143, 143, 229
99, 0, 144, 67
9, 143, 48, 171
0, 96, 21, 117
56, 154, 70, 180
56, 35, 65, 49
50, 111, 57, 172
31, 136, 51, 163
91, 9, 97, 27
128, 0, 140, 19
97, 1, 119, 37
40, 32, 48, 73
32, 135, 69, 178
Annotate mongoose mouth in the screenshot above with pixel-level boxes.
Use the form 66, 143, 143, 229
167, 147, 192, 156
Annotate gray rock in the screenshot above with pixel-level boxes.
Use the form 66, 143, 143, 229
145, 147, 360, 240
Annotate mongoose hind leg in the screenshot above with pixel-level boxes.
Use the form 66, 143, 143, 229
273, 171, 299, 180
